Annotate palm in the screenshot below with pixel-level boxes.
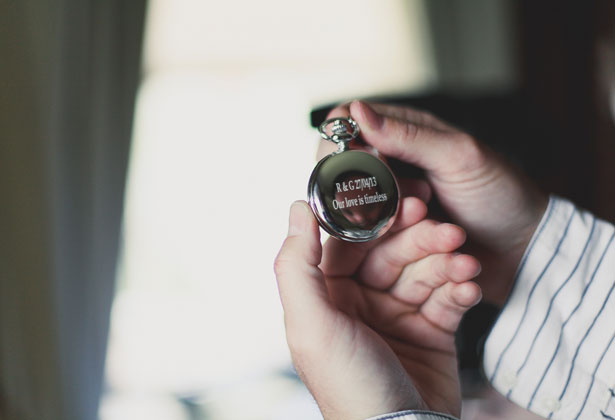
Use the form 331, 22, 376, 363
323, 273, 463, 415
275, 199, 480, 420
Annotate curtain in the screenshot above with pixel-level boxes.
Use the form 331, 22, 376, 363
0, 1, 146, 419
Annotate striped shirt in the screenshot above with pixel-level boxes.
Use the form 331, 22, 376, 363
370, 196, 615, 420
484, 196, 615, 419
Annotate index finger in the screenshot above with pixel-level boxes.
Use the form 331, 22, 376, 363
349, 100, 477, 175
319, 196, 427, 277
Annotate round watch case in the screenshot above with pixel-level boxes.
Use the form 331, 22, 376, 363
307, 117, 400, 242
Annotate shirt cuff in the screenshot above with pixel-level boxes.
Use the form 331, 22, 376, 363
365, 410, 459, 420
483, 195, 615, 419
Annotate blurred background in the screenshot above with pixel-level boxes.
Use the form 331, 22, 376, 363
1, 1, 614, 420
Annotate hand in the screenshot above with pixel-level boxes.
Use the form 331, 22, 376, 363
320, 101, 549, 305
274, 199, 481, 420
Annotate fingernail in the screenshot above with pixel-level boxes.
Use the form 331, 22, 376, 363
354, 101, 383, 130
474, 263, 482, 277
288, 201, 309, 236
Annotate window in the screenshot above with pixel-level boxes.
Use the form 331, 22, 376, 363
101, 1, 434, 418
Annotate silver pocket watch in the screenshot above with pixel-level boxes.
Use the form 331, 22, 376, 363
308, 117, 400, 242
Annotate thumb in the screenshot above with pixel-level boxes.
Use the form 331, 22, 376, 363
274, 201, 329, 325
350, 100, 475, 175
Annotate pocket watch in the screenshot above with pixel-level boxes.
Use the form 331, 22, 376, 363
308, 116, 400, 242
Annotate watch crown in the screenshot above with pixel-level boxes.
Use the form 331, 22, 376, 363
332, 120, 349, 136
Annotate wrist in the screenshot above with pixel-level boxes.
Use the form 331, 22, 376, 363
485, 192, 550, 306
365, 410, 460, 420
316, 387, 429, 420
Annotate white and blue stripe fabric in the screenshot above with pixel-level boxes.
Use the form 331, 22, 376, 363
484, 196, 615, 419
366, 410, 459, 420
369, 196, 615, 420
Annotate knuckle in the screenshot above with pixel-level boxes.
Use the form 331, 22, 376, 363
399, 119, 419, 141
419, 218, 439, 229
412, 219, 439, 239
422, 110, 455, 131
421, 110, 438, 124
453, 133, 488, 170
438, 223, 466, 245
408, 219, 439, 250
273, 250, 293, 277
432, 254, 451, 282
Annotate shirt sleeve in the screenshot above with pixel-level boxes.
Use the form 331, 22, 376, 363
365, 410, 458, 420
483, 196, 615, 419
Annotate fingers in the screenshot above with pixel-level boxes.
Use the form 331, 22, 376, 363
419, 281, 482, 333
320, 196, 427, 278
316, 103, 436, 204
368, 102, 455, 132
389, 196, 428, 233
357, 221, 467, 289
349, 100, 482, 176
274, 201, 329, 324
384, 280, 482, 340
390, 253, 481, 306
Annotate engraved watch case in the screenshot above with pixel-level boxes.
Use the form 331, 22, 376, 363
308, 117, 400, 242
